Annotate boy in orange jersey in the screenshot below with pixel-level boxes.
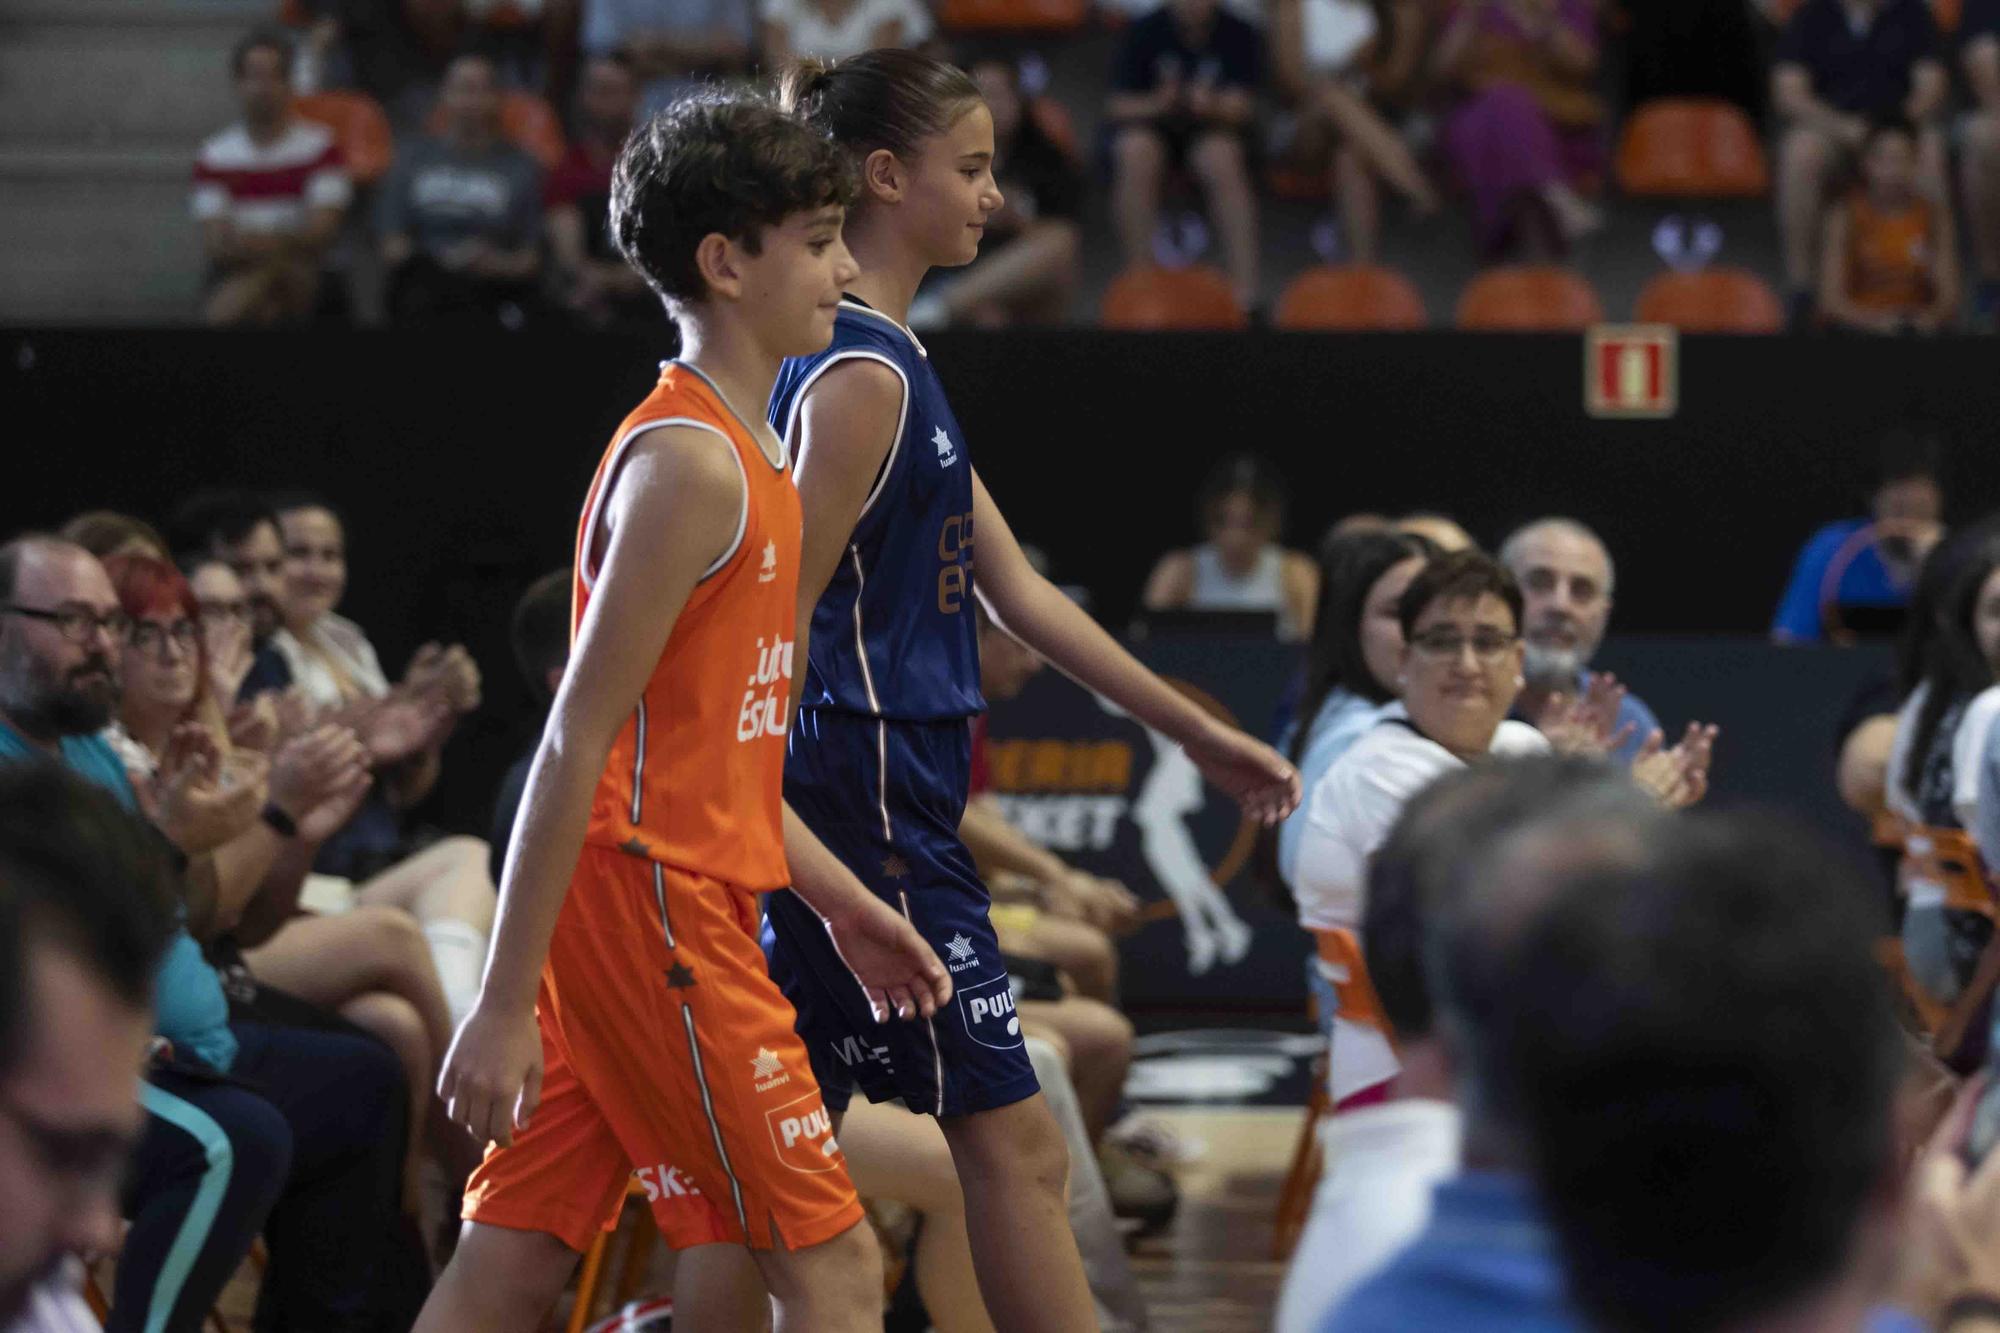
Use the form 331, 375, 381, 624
1820, 116, 1960, 333
413, 92, 952, 1333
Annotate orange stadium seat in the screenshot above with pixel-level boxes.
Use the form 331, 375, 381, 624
1028, 96, 1081, 162
1455, 265, 1604, 331
293, 91, 395, 186
939, 0, 1088, 30
1616, 98, 1769, 198
427, 90, 567, 171
1275, 264, 1429, 331
1634, 267, 1784, 332
1100, 264, 1248, 330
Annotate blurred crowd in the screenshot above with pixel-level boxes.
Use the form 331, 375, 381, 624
13, 437, 2000, 1333
188, 0, 2000, 331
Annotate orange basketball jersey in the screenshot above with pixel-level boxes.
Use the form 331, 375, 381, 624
1844, 193, 1935, 313
574, 360, 801, 890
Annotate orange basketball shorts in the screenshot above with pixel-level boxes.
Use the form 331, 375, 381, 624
463, 843, 862, 1253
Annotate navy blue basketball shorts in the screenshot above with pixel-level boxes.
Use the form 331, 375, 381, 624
766, 708, 1041, 1119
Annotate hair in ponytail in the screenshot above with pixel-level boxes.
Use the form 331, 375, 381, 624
778, 48, 983, 171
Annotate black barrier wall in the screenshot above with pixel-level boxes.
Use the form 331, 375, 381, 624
3, 327, 1978, 844
983, 633, 1891, 1014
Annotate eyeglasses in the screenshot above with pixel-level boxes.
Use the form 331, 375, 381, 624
1, 604, 131, 645
0, 1092, 132, 1203
1409, 628, 1519, 662
197, 599, 251, 627
128, 619, 199, 658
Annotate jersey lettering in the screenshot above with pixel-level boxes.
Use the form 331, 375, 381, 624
937, 511, 974, 614
737, 634, 795, 743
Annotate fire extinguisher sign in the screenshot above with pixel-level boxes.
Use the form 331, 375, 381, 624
1584, 324, 1678, 419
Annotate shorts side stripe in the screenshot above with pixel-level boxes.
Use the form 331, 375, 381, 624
681, 1004, 750, 1237
897, 889, 945, 1117
651, 861, 675, 950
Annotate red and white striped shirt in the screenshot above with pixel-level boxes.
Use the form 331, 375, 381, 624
190, 119, 351, 234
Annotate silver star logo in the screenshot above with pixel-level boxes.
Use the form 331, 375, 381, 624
946, 933, 976, 963
751, 1048, 785, 1079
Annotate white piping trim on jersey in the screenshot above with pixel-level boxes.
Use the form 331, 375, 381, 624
846, 546, 886, 722
837, 299, 928, 359
669, 359, 789, 471
651, 860, 675, 950
681, 1004, 750, 1237
628, 697, 647, 825
874, 718, 891, 844
579, 417, 748, 591
782, 349, 910, 523
897, 888, 944, 1117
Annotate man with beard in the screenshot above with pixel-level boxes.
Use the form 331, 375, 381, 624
165, 491, 294, 698
0, 769, 173, 1333
0, 536, 409, 1333
1498, 518, 1661, 767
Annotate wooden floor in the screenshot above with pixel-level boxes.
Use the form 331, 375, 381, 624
1128, 1107, 1297, 1333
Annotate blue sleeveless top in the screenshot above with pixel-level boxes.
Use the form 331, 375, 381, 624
770, 298, 983, 722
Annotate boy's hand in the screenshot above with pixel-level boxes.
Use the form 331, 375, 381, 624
439, 998, 544, 1148
822, 895, 953, 1024
1185, 719, 1301, 826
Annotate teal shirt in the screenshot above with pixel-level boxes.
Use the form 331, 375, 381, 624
0, 720, 239, 1072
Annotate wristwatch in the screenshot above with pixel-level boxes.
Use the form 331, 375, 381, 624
260, 802, 299, 839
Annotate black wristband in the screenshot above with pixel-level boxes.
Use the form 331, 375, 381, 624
1943, 1294, 2000, 1330
260, 803, 299, 839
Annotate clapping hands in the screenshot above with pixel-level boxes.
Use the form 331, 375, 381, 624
1630, 722, 1719, 810
1533, 672, 1635, 759
155, 724, 266, 853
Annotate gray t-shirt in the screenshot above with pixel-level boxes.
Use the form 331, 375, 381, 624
376, 135, 543, 260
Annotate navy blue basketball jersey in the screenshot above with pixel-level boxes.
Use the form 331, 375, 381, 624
769, 298, 983, 722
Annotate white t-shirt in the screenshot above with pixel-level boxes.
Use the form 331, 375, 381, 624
1302, 0, 1378, 75
759, 0, 933, 60
1889, 683, 2000, 908
1273, 1098, 1462, 1333
1292, 705, 1552, 934
1293, 707, 1549, 1100
272, 612, 391, 711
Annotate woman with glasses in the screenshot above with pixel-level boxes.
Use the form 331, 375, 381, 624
1290, 550, 1550, 1110
99, 552, 464, 1229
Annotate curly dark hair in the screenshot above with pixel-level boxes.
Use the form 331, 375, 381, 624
611, 91, 857, 309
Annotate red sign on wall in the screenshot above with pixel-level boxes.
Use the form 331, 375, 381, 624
1585, 325, 1678, 418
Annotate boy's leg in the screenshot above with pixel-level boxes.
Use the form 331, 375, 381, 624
415, 1223, 583, 1333
662, 1220, 885, 1333
546, 850, 874, 1326
752, 1218, 884, 1333
940, 1094, 1098, 1333
441, 978, 634, 1332
673, 1243, 772, 1331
